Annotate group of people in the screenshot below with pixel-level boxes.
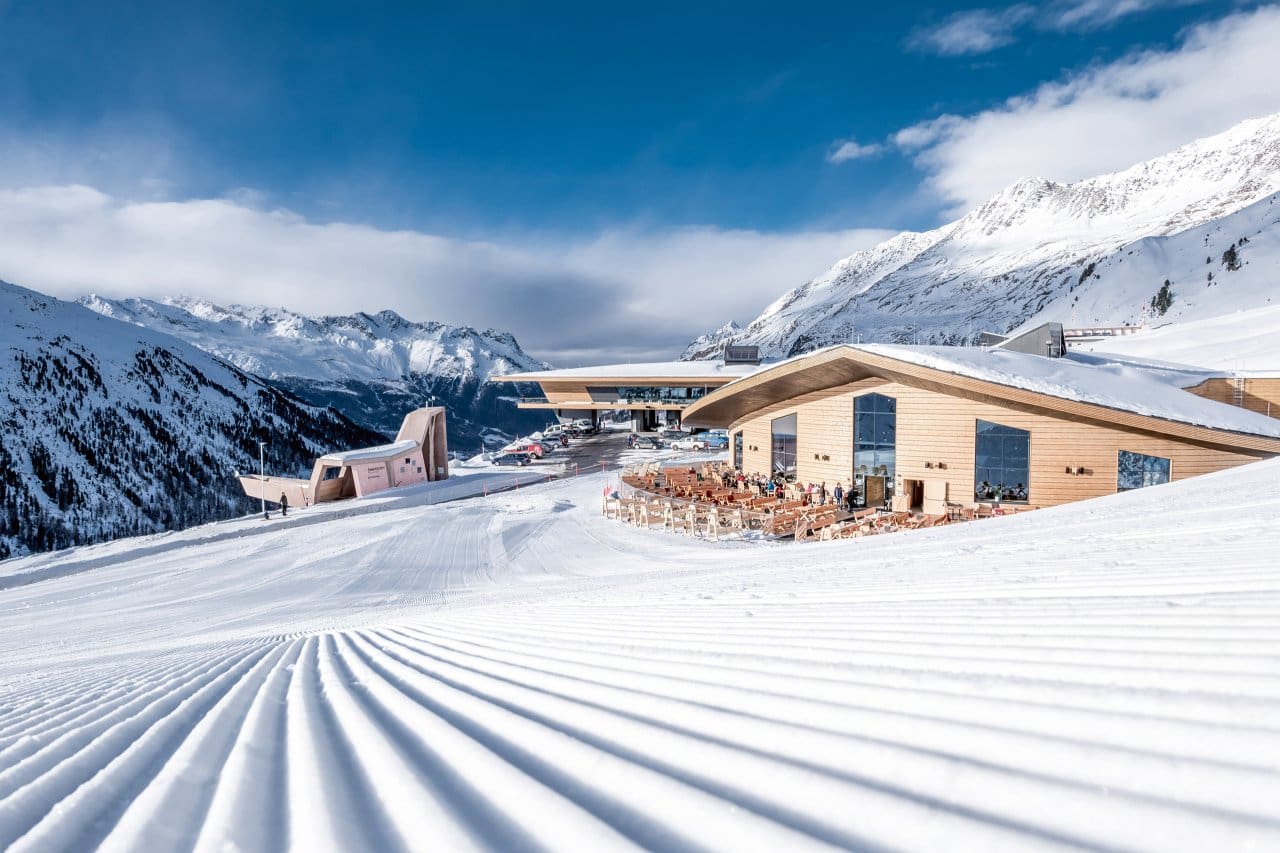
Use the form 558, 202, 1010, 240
721, 469, 862, 511
975, 481, 1028, 502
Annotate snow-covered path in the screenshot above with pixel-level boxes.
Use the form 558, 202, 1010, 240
2, 462, 1279, 850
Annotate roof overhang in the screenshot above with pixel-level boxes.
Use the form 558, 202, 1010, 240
497, 374, 739, 385
682, 345, 1280, 457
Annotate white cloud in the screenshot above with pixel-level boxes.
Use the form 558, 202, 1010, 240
0, 184, 893, 364
895, 6, 1280, 213
907, 5, 1036, 56
1045, 0, 1205, 32
908, 1, 1209, 56
827, 139, 884, 163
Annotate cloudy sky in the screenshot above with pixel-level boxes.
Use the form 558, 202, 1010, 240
1, 1, 1278, 363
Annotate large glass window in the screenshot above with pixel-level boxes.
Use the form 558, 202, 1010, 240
1117, 450, 1170, 491
733, 431, 743, 470
974, 420, 1030, 502
590, 386, 709, 404
853, 393, 896, 507
771, 414, 797, 478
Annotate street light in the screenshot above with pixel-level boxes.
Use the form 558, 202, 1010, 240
258, 440, 268, 520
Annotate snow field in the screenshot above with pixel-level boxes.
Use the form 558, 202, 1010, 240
1, 459, 1279, 850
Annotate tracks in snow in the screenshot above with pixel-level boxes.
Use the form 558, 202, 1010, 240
2, 467, 1280, 849
2, 583, 1279, 851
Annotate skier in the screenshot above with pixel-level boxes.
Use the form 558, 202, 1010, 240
279, 492, 289, 518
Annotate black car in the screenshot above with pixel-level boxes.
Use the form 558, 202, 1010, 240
632, 435, 664, 450
493, 452, 534, 466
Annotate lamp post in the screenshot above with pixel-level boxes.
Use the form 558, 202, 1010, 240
258, 440, 268, 520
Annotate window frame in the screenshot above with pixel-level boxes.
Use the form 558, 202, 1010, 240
852, 392, 897, 507
973, 419, 1031, 503
1116, 449, 1172, 491
770, 413, 798, 478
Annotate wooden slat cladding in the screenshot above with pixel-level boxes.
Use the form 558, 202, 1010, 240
685, 347, 1280, 455
736, 379, 883, 485
733, 380, 1263, 507
1186, 378, 1280, 419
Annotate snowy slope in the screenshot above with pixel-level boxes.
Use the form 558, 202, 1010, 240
1081, 302, 1280, 373
79, 296, 550, 449
0, 281, 382, 559
1, 457, 1278, 849
688, 113, 1280, 358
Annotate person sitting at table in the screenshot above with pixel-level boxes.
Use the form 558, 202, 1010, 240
1012, 482, 1027, 501
976, 481, 992, 500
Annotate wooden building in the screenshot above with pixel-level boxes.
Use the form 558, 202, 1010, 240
682, 345, 1280, 516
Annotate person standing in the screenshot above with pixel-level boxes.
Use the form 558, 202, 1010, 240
279, 492, 289, 517
833, 482, 843, 509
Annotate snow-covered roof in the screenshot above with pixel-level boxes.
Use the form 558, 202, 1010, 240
855, 344, 1280, 438
319, 439, 419, 464
503, 359, 764, 381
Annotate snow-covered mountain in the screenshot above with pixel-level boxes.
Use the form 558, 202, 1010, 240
78, 297, 550, 450
0, 281, 383, 559
686, 113, 1280, 359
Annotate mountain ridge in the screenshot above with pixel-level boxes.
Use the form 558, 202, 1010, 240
1, 281, 383, 559
79, 295, 551, 449
685, 112, 1280, 359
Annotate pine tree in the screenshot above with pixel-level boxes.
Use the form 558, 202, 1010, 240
1150, 280, 1174, 316
1222, 244, 1241, 271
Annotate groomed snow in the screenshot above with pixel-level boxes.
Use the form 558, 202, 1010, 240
855, 343, 1280, 438
1, 458, 1279, 850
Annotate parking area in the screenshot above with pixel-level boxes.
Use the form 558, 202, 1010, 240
513, 428, 634, 475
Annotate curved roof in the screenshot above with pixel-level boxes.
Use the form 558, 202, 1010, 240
682, 344, 1280, 455
498, 359, 761, 383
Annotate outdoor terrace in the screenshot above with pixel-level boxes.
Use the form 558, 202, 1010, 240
608, 462, 1039, 541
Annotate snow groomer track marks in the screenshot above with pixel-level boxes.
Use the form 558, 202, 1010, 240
2, 462, 1280, 850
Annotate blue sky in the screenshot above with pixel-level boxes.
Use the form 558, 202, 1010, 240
1, 1, 1277, 361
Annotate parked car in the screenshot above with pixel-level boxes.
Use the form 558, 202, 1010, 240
632, 434, 665, 450
671, 435, 709, 451
503, 440, 545, 458
570, 419, 598, 435
492, 452, 533, 467
656, 424, 686, 437
700, 432, 729, 449
542, 424, 566, 439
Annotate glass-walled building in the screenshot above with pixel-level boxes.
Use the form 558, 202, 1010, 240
497, 356, 764, 431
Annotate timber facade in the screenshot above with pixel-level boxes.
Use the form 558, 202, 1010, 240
685, 346, 1280, 516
